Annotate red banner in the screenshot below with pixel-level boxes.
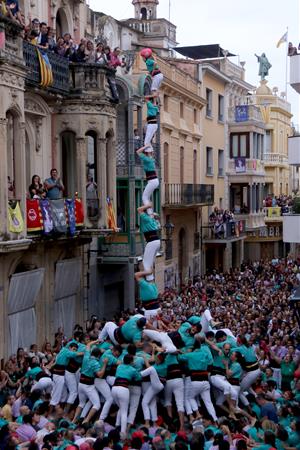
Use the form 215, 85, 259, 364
26, 199, 43, 232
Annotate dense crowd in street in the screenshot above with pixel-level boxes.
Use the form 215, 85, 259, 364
0, 259, 299, 449
263, 195, 294, 211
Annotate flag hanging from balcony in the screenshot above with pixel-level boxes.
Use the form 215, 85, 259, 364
106, 197, 118, 232
36, 48, 53, 88
26, 199, 43, 232
65, 199, 76, 236
8, 201, 24, 234
40, 199, 54, 234
75, 198, 84, 227
50, 199, 67, 233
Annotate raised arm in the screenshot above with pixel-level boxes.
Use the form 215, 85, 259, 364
136, 145, 150, 155
135, 269, 153, 282
137, 203, 152, 214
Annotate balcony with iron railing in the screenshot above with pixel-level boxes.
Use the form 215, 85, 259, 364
227, 159, 265, 176
98, 233, 144, 261
164, 184, 214, 207
203, 220, 246, 242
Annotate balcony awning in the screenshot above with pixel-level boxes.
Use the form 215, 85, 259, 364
174, 44, 236, 60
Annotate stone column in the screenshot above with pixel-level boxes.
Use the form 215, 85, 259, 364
76, 136, 89, 226
249, 183, 253, 213
223, 242, 232, 272
97, 137, 107, 228
0, 118, 8, 236
106, 136, 117, 208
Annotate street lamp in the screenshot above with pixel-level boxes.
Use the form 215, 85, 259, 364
164, 220, 174, 239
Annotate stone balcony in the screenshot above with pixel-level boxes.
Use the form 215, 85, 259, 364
227, 159, 265, 177
228, 105, 263, 124
290, 54, 300, 94
234, 211, 266, 230
263, 152, 288, 166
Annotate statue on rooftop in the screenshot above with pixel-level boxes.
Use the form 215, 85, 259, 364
255, 53, 272, 80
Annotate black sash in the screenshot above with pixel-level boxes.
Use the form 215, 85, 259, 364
144, 230, 160, 243
80, 374, 94, 385
114, 326, 126, 344
228, 377, 240, 386
190, 370, 209, 382
147, 117, 158, 124
167, 363, 182, 380
51, 364, 65, 376
211, 366, 226, 376
145, 171, 157, 181
36, 371, 50, 381
244, 361, 259, 372
66, 358, 81, 374
143, 298, 160, 311
114, 377, 129, 388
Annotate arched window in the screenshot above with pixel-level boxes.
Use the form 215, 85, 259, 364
56, 8, 70, 39
86, 131, 99, 221
140, 7, 147, 20
61, 131, 76, 197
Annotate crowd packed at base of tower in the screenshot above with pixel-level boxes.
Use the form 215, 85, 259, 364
0, 258, 299, 450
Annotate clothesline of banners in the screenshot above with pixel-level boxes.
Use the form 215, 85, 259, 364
8, 198, 84, 235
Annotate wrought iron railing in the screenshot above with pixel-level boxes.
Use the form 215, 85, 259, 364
164, 184, 214, 206
23, 41, 70, 94
202, 220, 246, 240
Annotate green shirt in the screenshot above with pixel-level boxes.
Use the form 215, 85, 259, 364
138, 153, 156, 172
230, 361, 242, 380
140, 213, 159, 233
81, 350, 101, 378
145, 57, 159, 74
115, 364, 141, 381
25, 366, 42, 380
56, 346, 78, 367
234, 344, 257, 363
121, 316, 144, 343
147, 101, 159, 118
139, 279, 158, 302
179, 347, 213, 371
178, 323, 195, 349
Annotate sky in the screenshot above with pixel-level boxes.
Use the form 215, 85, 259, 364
89, 0, 300, 123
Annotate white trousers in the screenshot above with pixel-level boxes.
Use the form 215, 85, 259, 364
210, 375, 237, 400
151, 73, 164, 91
78, 382, 100, 411
65, 371, 79, 404
201, 309, 213, 334
191, 380, 218, 422
31, 377, 53, 394
143, 329, 177, 353
142, 178, 159, 207
99, 322, 118, 345
239, 368, 260, 406
141, 366, 164, 421
164, 378, 185, 412
143, 308, 160, 320
112, 386, 129, 434
144, 123, 158, 146
81, 378, 114, 420
143, 239, 161, 272
184, 376, 198, 416
50, 374, 68, 406
128, 385, 141, 424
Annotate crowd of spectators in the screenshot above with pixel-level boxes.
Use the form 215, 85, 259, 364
0, 258, 299, 449
209, 208, 236, 238
288, 42, 300, 56
263, 195, 293, 214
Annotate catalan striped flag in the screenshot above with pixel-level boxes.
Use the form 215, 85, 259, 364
36, 48, 53, 88
106, 198, 118, 232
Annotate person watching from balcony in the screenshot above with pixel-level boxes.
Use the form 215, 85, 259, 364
44, 169, 64, 200
109, 47, 125, 69
95, 43, 107, 66
47, 27, 56, 52
84, 40, 96, 63
54, 37, 66, 57
36, 22, 49, 48
136, 144, 159, 215
288, 42, 298, 56
5, 0, 25, 26
29, 175, 46, 199
63, 33, 75, 59
70, 43, 86, 63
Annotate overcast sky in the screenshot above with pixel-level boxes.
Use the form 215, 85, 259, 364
90, 0, 300, 123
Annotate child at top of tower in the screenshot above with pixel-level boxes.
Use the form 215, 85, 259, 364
141, 47, 164, 96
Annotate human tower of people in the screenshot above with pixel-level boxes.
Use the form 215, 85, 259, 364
1, 48, 300, 450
